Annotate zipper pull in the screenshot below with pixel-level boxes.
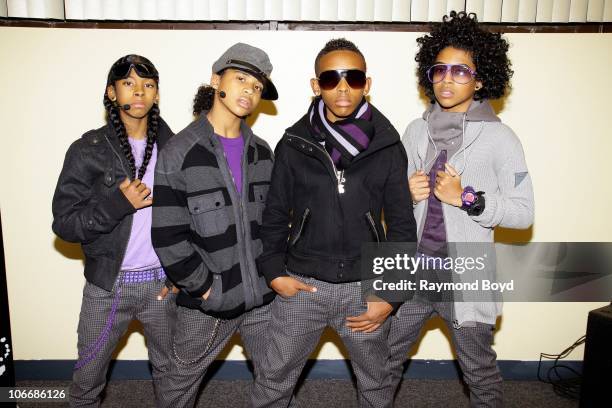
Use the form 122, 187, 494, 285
337, 170, 346, 194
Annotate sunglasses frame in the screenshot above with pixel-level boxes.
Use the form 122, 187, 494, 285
112, 62, 158, 80
316, 69, 367, 91
427, 64, 477, 84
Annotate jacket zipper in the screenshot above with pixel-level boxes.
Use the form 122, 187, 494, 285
214, 134, 257, 307
104, 133, 134, 279
287, 132, 349, 256
286, 133, 345, 194
365, 211, 380, 243
290, 208, 311, 246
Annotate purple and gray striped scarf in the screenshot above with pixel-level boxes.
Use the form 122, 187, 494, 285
308, 97, 374, 170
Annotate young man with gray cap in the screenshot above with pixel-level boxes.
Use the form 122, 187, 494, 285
151, 42, 278, 407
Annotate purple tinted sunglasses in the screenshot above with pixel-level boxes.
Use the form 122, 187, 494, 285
427, 64, 477, 84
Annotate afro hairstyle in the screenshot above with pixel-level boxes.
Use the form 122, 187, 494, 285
416, 11, 513, 101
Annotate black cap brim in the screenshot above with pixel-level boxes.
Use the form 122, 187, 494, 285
222, 65, 278, 101
242, 68, 278, 101
261, 77, 278, 101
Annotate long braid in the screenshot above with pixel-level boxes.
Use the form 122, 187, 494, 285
139, 102, 159, 180
103, 95, 137, 180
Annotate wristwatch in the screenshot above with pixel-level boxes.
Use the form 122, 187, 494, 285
461, 186, 485, 216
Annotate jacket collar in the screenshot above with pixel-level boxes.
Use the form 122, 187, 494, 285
103, 116, 174, 175
422, 99, 500, 123
190, 112, 258, 150
104, 116, 173, 147
188, 112, 262, 165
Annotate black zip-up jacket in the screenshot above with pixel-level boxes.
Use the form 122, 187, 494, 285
257, 106, 417, 285
52, 119, 173, 291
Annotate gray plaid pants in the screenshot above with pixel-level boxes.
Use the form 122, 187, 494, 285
70, 270, 176, 407
250, 273, 394, 408
156, 302, 271, 408
387, 300, 504, 407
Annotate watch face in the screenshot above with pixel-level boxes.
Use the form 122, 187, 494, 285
464, 192, 476, 203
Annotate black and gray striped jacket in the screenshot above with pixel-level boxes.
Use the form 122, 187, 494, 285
151, 114, 275, 319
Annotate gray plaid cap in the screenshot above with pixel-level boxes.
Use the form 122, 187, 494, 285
212, 42, 278, 100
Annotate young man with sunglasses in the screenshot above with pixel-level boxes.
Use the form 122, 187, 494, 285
387, 12, 534, 407
250, 38, 416, 408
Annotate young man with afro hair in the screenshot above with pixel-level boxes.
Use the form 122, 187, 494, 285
387, 11, 534, 407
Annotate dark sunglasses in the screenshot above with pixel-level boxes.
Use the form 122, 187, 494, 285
111, 62, 158, 79
427, 64, 476, 84
317, 69, 367, 90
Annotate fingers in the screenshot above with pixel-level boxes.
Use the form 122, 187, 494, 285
362, 323, 381, 333
409, 172, 431, 203
435, 171, 455, 187
135, 181, 147, 193
410, 184, 431, 203
202, 287, 212, 300
410, 186, 430, 196
123, 179, 152, 209
346, 312, 370, 323
409, 174, 429, 185
347, 321, 375, 331
409, 170, 427, 180
132, 180, 151, 197
436, 170, 449, 181
346, 313, 381, 332
410, 178, 429, 189
156, 286, 169, 300
140, 187, 152, 199
119, 178, 131, 189
350, 322, 380, 333
445, 163, 458, 176
271, 276, 317, 297
298, 281, 317, 293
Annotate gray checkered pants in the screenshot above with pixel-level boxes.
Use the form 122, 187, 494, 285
70, 270, 176, 407
250, 273, 394, 408
387, 300, 504, 407
156, 302, 271, 408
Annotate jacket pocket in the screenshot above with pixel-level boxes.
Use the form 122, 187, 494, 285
253, 184, 270, 203
365, 211, 380, 243
253, 184, 270, 222
290, 208, 311, 247
187, 191, 229, 237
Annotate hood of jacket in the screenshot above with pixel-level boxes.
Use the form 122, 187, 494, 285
422, 99, 500, 123
417, 99, 500, 174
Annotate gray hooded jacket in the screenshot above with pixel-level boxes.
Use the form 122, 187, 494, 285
402, 100, 535, 326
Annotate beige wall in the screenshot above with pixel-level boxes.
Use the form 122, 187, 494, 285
0, 28, 609, 361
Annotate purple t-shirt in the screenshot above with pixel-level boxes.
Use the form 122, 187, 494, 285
217, 133, 244, 194
120, 138, 162, 271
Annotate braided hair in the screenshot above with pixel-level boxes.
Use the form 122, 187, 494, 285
104, 54, 160, 180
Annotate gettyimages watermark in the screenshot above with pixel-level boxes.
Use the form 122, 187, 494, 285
360, 242, 612, 303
